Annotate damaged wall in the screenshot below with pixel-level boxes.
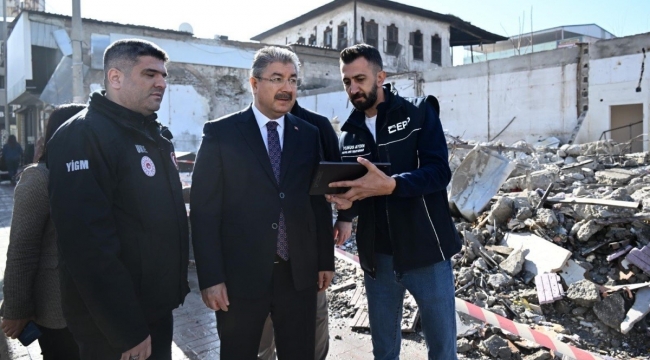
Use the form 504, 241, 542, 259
299, 32, 650, 148
576, 35, 650, 149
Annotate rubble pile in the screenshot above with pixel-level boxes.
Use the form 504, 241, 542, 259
328, 139, 650, 359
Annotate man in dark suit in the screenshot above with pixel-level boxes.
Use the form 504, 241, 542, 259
257, 101, 341, 360
190, 46, 335, 360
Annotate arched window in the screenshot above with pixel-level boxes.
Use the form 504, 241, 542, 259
338, 22, 348, 50
324, 27, 333, 48
386, 24, 398, 54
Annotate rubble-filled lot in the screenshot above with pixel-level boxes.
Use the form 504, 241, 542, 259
329, 139, 650, 360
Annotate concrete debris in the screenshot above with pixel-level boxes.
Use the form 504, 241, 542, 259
534, 208, 558, 227
593, 293, 626, 329
595, 169, 637, 186
479, 334, 510, 358
558, 259, 587, 286
499, 247, 525, 276
566, 280, 601, 307
576, 219, 604, 242
501, 232, 571, 275
620, 287, 650, 334
523, 349, 553, 360
330, 138, 650, 359
448, 145, 516, 221
488, 196, 515, 225
488, 273, 512, 289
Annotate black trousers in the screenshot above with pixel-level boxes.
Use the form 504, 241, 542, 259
67, 311, 173, 360
217, 258, 317, 360
36, 325, 81, 360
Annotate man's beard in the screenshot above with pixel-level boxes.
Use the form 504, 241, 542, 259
350, 84, 378, 112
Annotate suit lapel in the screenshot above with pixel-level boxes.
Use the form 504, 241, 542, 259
235, 106, 278, 187
279, 114, 300, 186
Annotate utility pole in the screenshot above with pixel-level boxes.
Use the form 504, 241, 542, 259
71, 0, 84, 103
3, 0, 9, 135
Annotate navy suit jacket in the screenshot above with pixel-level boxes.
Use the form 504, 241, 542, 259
190, 106, 334, 298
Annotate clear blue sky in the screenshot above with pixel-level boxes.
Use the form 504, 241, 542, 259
44, 0, 649, 42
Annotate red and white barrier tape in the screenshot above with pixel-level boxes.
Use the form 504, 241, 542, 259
333, 248, 604, 360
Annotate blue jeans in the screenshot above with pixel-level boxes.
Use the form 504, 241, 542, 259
364, 254, 457, 360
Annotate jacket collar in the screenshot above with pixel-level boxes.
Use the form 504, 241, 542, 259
342, 84, 401, 132
89, 91, 162, 141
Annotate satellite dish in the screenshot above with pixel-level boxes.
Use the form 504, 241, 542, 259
179, 23, 194, 34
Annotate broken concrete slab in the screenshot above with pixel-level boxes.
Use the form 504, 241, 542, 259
448, 145, 516, 222
488, 273, 512, 289
593, 293, 626, 330
501, 232, 571, 275
620, 287, 650, 334
535, 273, 565, 304
501, 169, 559, 192
566, 279, 601, 307
487, 196, 514, 225
595, 169, 637, 186
479, 334, 510, 358
558, 260, 587, 286
576, 219, 604, 242
535, 208, 558, 227
499, 247, 525, 276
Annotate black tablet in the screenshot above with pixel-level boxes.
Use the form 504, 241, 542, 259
309, 161, 391, 195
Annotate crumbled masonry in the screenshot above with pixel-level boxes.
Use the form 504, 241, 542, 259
329, 138, 650, 359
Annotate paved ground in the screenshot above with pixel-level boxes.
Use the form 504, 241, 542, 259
0, 181, 431, 360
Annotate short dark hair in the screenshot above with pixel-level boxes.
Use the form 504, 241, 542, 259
339, 44, 383, 71
39, 104, 86, 163
103, 39, 169, 87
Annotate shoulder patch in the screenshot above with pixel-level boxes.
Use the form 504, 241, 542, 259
141, 156, 156, 177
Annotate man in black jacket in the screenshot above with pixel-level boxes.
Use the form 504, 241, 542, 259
257, 101, 339, 360
328, 44, 461, 359
48, 39, 189, 360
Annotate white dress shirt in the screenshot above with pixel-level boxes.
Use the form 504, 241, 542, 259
252, 104, 285, 151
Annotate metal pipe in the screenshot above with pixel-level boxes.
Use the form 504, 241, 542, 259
71, 0, 84, 103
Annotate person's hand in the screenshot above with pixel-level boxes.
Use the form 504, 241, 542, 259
317, 271, 334, 292
201, 283, 230, 311
325, 194, 353, 210
329, 157, 396, 201
333, 221, 352, 246
1, 318, 29, 339
120, 335, 151, 360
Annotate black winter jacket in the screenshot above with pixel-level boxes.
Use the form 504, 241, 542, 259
338, 85, 461, 277
291, 101, 341, 162
48, 92, 190, 352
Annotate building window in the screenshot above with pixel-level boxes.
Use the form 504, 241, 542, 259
0, 75, 4, 90
308, 34, 316, 46
431, 34, 442, 65
297, 36, 305, 45
386, 24, 399, 55
410, 30, 423, 61
324, 27, 333, 48
364, 20, 378, 48
338, 23, 348, 50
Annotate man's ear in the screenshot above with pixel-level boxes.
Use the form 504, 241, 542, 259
249, 76, 259, 94
106, 68, 123, 90
376, 70, 386, 86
